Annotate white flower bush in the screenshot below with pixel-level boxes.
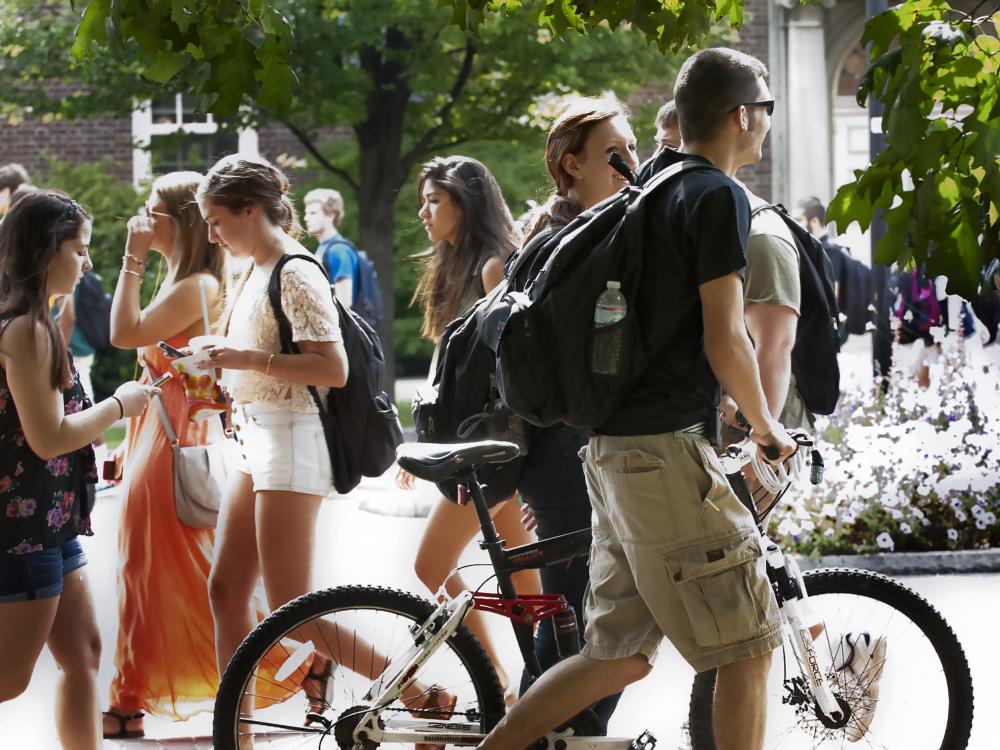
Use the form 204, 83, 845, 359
770, 336, 1000, 556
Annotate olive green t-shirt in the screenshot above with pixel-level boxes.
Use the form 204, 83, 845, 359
741, 187, 813, 430
743, 192, 801, 313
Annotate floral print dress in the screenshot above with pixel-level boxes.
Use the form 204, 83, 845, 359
0, 317, 97, 555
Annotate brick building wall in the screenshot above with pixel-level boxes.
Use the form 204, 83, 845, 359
0, 106, 341, 190
0, 108, 133, 184
732, 0, 773, 199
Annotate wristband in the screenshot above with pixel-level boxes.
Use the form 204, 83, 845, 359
111, 395, 124, 420
123, 252, 146, 267
120, 268, 142, 279
265, 353, 276, 376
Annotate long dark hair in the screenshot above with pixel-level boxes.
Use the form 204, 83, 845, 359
412, 156, 518, 341
0, 191, 92, 389
523, 97, 628, 243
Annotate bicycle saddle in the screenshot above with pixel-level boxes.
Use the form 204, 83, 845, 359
396, 440, 522, 483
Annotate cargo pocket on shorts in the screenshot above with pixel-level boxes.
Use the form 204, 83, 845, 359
664, 530, 775, 649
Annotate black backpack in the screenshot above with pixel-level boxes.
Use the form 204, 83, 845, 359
488, 160, 711, 429
842, 254, 874, 336
267, 254, 403, 494
408, 228, 564, 505
751, 204, 841, 415
75, 271, 113, 352
412, 283, 530, 506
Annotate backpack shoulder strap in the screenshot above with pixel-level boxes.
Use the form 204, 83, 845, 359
266, 253, 333, 415
639, 158, 714, 197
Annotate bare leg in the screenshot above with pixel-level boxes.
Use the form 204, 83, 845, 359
713, 650, 773, 750
478, 653, 651, 749
47, 568, 102, 750
414, 496, 539, 700
209, 471, 260, 673
0, 596, 59, 704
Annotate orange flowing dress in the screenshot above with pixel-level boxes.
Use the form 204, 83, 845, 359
110, 336, 313, 719
109, 334, 221, 718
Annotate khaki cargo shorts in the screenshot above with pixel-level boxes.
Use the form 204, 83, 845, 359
580, 430, 782, 673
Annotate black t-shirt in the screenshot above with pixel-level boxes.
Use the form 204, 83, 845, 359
597, 150, 750, 435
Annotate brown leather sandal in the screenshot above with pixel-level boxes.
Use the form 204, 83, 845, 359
102, 709, 145, 739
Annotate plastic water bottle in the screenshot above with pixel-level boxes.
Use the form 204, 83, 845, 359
590, 281, 627, 375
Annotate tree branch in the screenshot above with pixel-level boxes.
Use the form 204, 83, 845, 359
399, 41, 476, 171
281, 120, 359, 192
425, 137, 470, 153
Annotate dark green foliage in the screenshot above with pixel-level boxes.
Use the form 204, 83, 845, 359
37, 157, 150, 400
826, 2, 1000, 298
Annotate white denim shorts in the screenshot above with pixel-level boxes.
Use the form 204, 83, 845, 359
231, 401, 333, 496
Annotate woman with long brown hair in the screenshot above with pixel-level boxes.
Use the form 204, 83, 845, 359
0, 191, 155, 750
403, 155, 539, 704
102, 171, 229, 738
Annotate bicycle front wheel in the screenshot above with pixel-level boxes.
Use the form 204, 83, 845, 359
688, 568, 974, 750
214, 585, 506, 749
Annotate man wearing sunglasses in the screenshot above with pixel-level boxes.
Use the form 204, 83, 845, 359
718, 88, 816, 441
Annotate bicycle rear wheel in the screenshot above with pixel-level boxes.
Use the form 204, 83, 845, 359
214, 585, 506, 749
688, 568, 974, 749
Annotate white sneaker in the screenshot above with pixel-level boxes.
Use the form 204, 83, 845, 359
831, 631, 888, 742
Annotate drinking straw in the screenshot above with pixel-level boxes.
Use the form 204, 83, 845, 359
198, 278, 211, 335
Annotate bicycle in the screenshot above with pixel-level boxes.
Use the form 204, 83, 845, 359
213, 437, 974, 749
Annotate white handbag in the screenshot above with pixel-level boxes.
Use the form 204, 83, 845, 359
153, 396, 231, 529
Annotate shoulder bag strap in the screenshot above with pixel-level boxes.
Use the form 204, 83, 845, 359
152, 395, 178, 446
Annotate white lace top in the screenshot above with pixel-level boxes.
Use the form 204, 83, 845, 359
223, 258, 342, 412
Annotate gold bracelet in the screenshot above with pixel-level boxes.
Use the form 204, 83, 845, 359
123, 253, 146, 267
120, 268, 143, 279
265, 353, 276, 376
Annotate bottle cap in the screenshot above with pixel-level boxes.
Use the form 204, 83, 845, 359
607, 281, 621, 289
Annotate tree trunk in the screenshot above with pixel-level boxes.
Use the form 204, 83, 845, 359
356, 169, 403, 396
354, 28, 413, 397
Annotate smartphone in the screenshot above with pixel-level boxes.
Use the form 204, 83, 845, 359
150, 371, 173, 388
157, 340, 186, 359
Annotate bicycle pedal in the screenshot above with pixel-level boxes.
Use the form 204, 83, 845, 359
630, 730, 656, 749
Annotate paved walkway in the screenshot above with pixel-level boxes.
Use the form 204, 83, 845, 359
3, 476, 998, 749
5, 336, 999, 748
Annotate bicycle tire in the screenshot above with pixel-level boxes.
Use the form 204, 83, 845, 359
214, 585, 506, 749
687, 568, 974, 750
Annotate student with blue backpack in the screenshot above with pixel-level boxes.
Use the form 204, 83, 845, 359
304, 189, 357, 305
303, 188, 384, 330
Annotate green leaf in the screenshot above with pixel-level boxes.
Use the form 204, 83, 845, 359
827, 179, 877, 235
71, 0, 111, 60
144, 49, 189, 83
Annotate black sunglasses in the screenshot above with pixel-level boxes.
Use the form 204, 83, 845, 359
730, 99, 775, 116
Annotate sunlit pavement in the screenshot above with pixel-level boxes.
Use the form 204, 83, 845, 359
4, 338, 999, 748
3, 475, 997, 750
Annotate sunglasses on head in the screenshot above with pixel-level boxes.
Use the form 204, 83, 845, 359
143, 205, 172, 219
730, 99, 775, 117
